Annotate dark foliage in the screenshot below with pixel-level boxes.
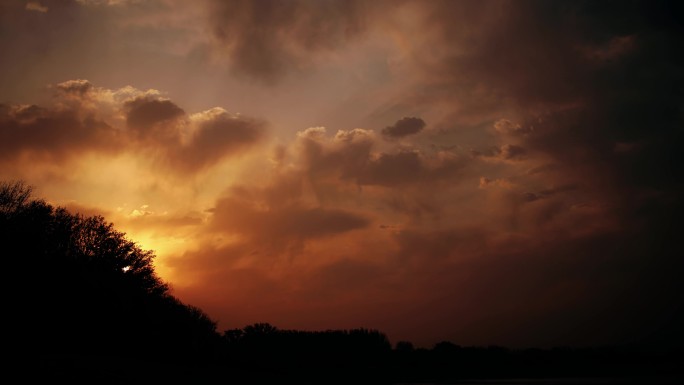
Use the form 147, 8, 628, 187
219, 323, 393, 383
1, 181, 220, 364
388, 343, 683, 384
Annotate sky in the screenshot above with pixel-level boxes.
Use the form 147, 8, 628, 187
1, 0, 683, 349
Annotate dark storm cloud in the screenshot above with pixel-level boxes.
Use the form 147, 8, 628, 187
209, 0, 380, 83
381, 117, 426, 139
409, 0, 684, 231
425, 0, 684, 191
400, 0, 684, 346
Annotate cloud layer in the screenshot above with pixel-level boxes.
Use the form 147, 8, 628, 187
0, 0, 682, 349
0, 80, 265, 173
209, 0, 380, 83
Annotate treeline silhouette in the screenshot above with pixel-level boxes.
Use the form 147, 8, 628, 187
219, 324, 682, 384
2, 181, 682, 384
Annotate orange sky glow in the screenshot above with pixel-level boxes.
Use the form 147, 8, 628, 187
1, 0, 683, 349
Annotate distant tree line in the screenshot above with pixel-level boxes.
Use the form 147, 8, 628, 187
3, 180, 682, 384
218, 322, 393, 383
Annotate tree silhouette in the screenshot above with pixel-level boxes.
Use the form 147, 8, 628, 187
1, 180, 219, 362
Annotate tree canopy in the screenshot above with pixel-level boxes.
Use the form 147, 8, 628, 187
1, 181, 219, 359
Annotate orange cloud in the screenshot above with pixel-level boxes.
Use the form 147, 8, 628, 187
0, 102, 119, 162
0, 80, 265, 174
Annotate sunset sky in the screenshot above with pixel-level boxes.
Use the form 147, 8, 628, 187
2, 0, 683, 349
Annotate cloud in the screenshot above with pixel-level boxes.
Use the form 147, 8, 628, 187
55, 79, 93, 95
361, 151, 424, 186
0, 80, 264, 174
296, 126, 466, 189
75, 0, 139, 5
125, 97, 185, 132
25, 2, 48, 13
381, 117, 426, 139
0, 102, 119, 161
478, 177, 512, 189
208, 0, 381, 83
493, 119, 533, 136
211, 197, 370, 242
473, 144, 527, 162
415, 0, 684, 192
180, 108, 265, 172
